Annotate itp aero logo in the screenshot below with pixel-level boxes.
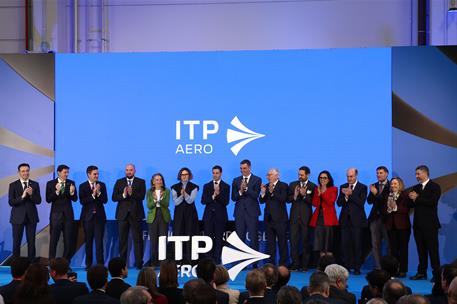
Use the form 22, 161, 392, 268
175, 116, 265, 156
222, 232, 270, 280
226, 116, 265, 156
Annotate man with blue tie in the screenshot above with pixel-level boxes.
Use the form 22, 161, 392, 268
112, 164, 146, 269
337, 167, 368, 275
231, 159, 262, 252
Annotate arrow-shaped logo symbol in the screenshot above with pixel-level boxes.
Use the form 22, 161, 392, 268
226, 116, 265, 156
221, 232, 270, 280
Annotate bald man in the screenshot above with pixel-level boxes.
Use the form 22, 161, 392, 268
337, 168, 368, 275
260, 169, 289, 266
112, 164, 146, 269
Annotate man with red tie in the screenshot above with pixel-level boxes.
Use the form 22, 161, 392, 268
79, 165, 108, 270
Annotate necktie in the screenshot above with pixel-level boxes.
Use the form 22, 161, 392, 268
214, 181, 218, 185
243, 177, 248, 184
91, 183, 97, 213
23, 182, 27, 190
350, 184, 353, 190
379, 183, 384, 193
60, 182, 65, 194
128, 179, 132, 187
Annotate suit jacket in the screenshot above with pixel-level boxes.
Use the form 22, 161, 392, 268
245, 297, 268, 304
337, 182, 368, 228
310, 186, 339, 227
79, 181, 108, 222
202, 180, 230, 222
215, 288, 230, 304
367, 181, 390, 222
231, 174, 262, 218
329, 286, 356, 304
288, 180, 316, 222
0, 280, 21, 304
8, 179, 41, 224
158, 287, 184, 304
46, 178, 78, 221
304, 294, 343, 304
383, 192, 411, 230
408, 180, 441, 229
146, 188, 171, 223
49, 279, 89, 304
111, 177, 146, 221
259, 181, 289, 222
105, 278, 131, 300
73, 290, 119, 304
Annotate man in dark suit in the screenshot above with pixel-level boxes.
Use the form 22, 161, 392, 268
106, 257, 131, 300
288, 166, 316, 271
337, 167, 368, 275
0, 257, 30, 304
408, 165, 441, 281
303, 271, 340, 304
367, 166, 390, 270
73, 265, 120, 304
49, 257, 89, 304
46, 164, 78, 262
260, 169, 289, 266
232, 159, 262, 252
201, 165, 230, 264
112, 163, 146, 269
79, 165, 108, 269
8, 163, 41, 260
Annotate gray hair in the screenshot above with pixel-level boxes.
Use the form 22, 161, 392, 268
324, 264, 349, 284
269, 168, 280, 177
120, 286, 151, 304
367, 298, 388, 304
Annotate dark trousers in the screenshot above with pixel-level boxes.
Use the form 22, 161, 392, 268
265, 219, 288, 265
290, 218, 311, 268
203, 212, 226, 264
370, 218, 389, 269
341, 224, 363, 271
12, 220, 37, 259
173, 204, 198, 263
388, 228, 410, 273
149, 209, 169, 265
49, 215, 73, 261
414, 226, 440, 275
119, 214, 144, 268
235, 212, 259, 251
83, 216, 105, 267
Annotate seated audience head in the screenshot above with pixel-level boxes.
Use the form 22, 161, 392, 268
87, 265, 109, 290
196, 258, 216, 284
120, 286, 152, 304
277, 285, 301, 304
317, 254, 335, 271
136, 267, 160, 297
380, 255, 400, 278
307, 271, 330, 298
108, 257, 128, 279
159, 259, 179, 288
246, 269, 267, 297
277, 265, 291, 288
366, 298, 388, 304
15, 263, 51, 300
442, 264, 457, 293
365, 269, 391, 298
183, 278, 207, 303
396, 294, 430, 304
214, 265, 230, 287
190, 283, 217, 304
382, 279, 407, 304
49, 258, 70, 280
261, 263, 278, 288
449, 277, 457, 304
10, 257, 30, 280
324, 264, 349, 290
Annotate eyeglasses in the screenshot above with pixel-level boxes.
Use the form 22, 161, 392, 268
319, 176, 329, 180
181, 173, 189, 176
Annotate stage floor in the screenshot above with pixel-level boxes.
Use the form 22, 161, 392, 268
0, 267, 434, 299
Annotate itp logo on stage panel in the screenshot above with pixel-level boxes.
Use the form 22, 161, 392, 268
175, 116, 265, 155
158, 232, 269, 280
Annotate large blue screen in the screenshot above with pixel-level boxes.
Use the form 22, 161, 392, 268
55, 49, 391, 220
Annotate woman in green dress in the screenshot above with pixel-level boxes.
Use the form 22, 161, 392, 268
146, 173, 171, 266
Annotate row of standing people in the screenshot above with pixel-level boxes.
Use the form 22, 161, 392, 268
8, 161, 441, 281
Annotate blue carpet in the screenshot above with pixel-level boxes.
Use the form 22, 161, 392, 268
0, 267, 434, 299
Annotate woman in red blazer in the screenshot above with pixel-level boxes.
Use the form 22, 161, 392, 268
383, 176, 411, 277
310, 170, 339, 256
